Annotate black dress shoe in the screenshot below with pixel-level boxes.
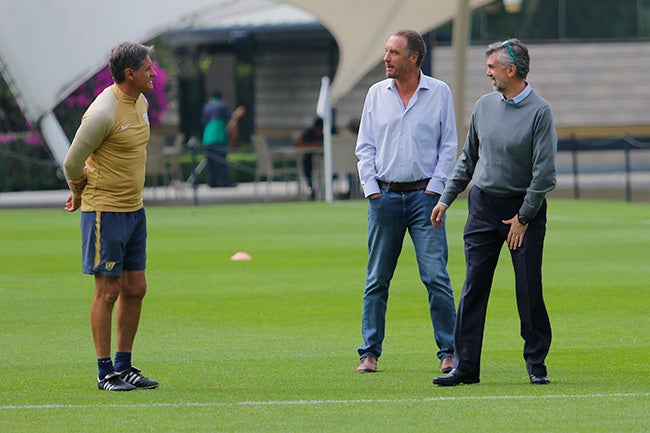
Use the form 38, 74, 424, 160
529, 374, 550, 385
433, 368, 480, 386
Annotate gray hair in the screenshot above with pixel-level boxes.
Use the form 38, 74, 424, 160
485, 38, 529, 80
394, 29, 426, 68
109, 42, 154, 83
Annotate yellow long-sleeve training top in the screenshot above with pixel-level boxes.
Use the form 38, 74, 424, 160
63, 84, 150, 212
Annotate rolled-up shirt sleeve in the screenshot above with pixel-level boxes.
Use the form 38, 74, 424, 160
355, 90, 380, 197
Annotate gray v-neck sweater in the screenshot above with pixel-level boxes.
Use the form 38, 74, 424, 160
440, 89, 557, 220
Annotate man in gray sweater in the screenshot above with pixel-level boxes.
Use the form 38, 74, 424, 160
431, 38, 557, 386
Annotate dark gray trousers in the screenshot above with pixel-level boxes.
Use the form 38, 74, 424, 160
455, 186, 552, 377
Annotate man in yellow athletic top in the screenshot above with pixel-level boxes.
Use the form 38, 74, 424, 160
64, 42, 159, 391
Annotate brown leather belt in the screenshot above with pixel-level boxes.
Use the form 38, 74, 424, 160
377, 179, 430, 192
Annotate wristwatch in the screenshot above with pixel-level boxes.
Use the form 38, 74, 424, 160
518, 215, 528, 225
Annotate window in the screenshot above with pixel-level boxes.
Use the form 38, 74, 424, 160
457, 0, 650, 42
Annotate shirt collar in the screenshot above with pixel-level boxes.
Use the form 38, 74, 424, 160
387, 70, 429, 91
501, 82, 531, 104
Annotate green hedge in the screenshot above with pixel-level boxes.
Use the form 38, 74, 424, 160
0, 143, 270, 191
177, 151, 259, 184
0, 141, 66, 192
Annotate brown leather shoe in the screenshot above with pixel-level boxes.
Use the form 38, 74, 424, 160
440, 356, 454, 374
356, 356, 377, 373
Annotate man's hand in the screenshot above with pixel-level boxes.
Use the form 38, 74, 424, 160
502, 215, 529, 250
65, 171, 87, 212
67, 172, 87, 196
232, 106, 246, 121
430, 203, 448, 228
64, 193, 81, 212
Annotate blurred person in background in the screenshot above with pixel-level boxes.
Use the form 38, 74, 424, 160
200, 89, 245, 187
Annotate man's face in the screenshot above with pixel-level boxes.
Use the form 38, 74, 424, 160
383, 35, 414, 79
485, 51, 511, 93
131, 55, 156, 93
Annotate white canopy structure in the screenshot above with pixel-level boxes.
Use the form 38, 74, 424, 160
0, 0, 491, 180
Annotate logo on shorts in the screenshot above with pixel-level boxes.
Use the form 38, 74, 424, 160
104, 261, 116, 271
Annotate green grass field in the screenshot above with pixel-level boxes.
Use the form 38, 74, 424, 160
1, 198, 649, 432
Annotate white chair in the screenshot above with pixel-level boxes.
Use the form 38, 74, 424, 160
252, 134, 303, 200
146, 133, 188, 201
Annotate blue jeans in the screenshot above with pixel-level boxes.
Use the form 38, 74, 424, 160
358, 189, 456, 360
204, 146, 231, 187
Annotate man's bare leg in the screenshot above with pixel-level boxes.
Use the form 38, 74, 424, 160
91, 273, 122, 359
116, 270, 146, 353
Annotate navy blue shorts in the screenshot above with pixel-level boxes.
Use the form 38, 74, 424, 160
80, 209, 147, 276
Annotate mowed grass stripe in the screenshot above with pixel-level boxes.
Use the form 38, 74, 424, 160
3, 391, 649, 410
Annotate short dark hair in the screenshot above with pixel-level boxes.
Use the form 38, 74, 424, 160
394, 29, 426, 68
109, 42, 154, 83
485, 38, 530, 80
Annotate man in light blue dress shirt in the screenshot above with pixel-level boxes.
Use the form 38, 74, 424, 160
354, 29, 458, 374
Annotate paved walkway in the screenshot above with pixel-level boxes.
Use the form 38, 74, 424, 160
0, 181, 316, 209
1, 173, 649, 209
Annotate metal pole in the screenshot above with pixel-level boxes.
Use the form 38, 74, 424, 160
186, 136, 199, 206
323, 114, 333, 203
317, 76, 333, 203
571, 136, 580, 199
452, 0, 470, 147
39, 111, 71, 168
624, 136, 632, 202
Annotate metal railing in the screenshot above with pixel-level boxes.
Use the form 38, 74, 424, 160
558, 135, 650, 202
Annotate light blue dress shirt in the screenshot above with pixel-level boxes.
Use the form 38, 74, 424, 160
502, 82, 531, 104
355, 71, 458, 197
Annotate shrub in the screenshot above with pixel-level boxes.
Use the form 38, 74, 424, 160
54, 62, 169, 141
0, 132, 65, 192
0, 63, 169, 191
